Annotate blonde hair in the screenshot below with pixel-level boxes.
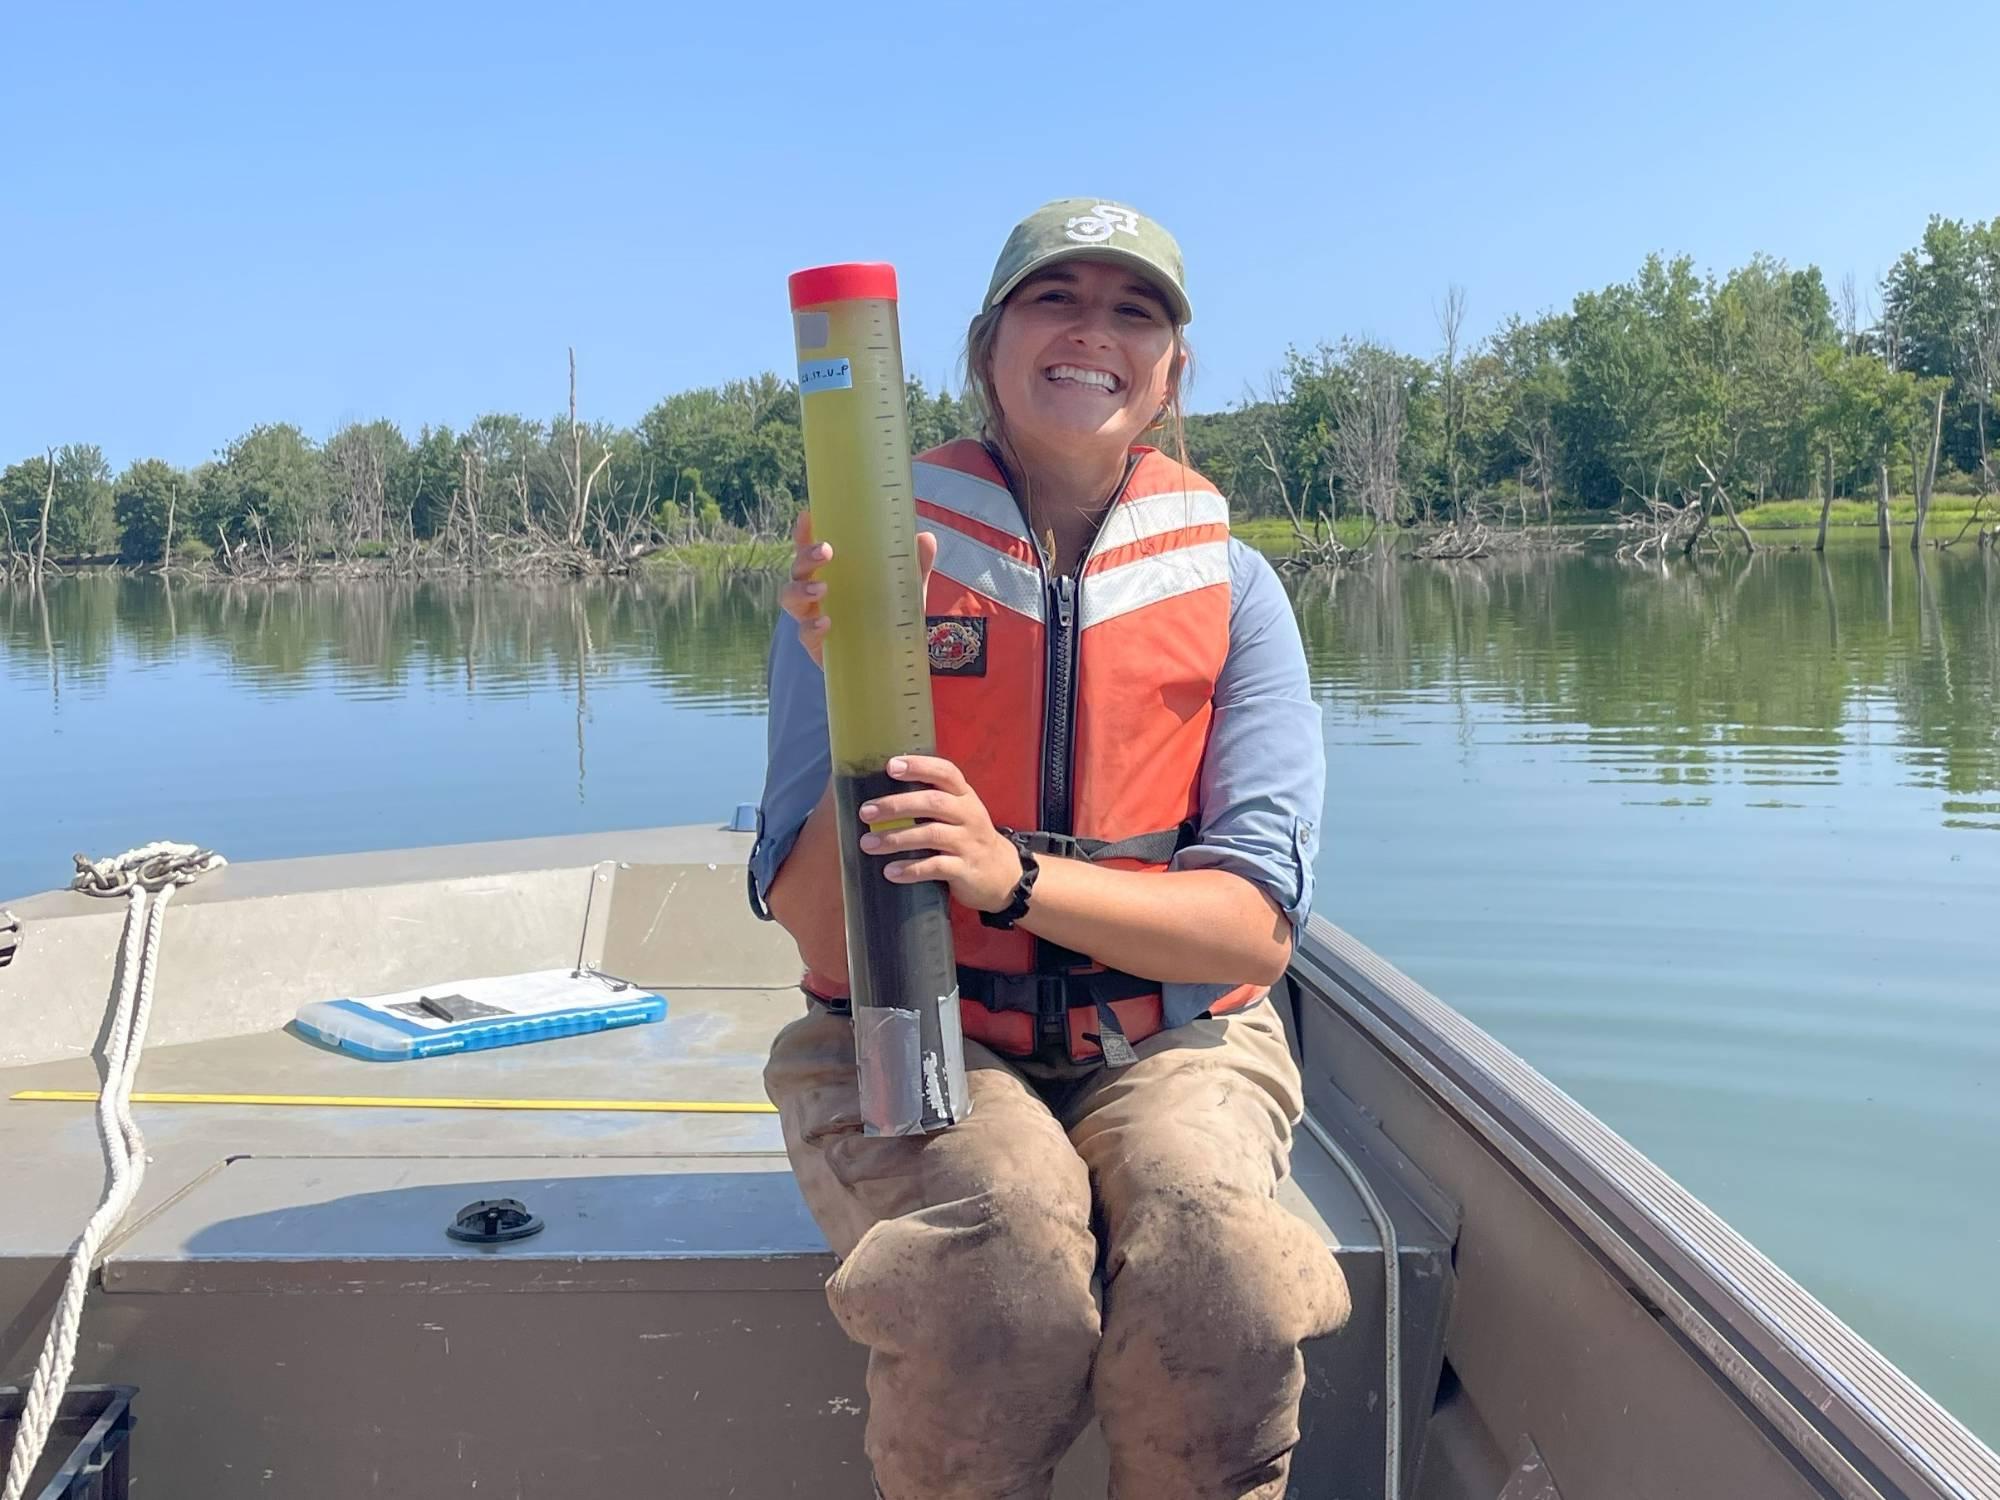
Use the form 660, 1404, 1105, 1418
960, 300, 1195, 482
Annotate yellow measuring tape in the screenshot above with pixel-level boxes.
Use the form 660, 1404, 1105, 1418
10, 1089, 777, 1115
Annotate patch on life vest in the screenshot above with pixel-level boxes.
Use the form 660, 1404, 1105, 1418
926, 615, 987, 677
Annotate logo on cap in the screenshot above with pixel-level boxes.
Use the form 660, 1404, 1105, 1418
1064, 205, 1141, 245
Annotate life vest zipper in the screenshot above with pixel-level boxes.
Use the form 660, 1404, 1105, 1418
995, 445, 1140, 1058
1033, 566, 1082, 1051
1037, 449, 1138, 842
1044, 570, 1079, 835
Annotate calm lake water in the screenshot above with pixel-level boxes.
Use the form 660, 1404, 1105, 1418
4, 543, 1997, 1437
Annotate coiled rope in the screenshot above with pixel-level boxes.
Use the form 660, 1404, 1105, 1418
2, 843, 223, 1500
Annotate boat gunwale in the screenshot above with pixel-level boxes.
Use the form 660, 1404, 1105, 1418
1292, 913, 2000, 1500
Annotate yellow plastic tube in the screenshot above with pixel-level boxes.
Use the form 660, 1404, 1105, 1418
788, 261, 968, 1134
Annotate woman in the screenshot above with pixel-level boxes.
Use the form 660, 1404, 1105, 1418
752, 199, 1350, 1500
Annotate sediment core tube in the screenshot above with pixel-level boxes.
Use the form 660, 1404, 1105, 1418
788, 261, 969, 1134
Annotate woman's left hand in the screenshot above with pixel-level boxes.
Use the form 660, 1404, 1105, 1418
857, 755, 1023, 914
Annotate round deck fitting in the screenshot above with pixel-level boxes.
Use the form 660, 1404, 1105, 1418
447, 1197, 544, 1244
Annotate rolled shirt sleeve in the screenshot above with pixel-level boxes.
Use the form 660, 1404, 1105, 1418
748, 619, 831, 919
1169, 539, 1324, 934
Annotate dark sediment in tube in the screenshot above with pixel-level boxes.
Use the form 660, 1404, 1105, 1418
833, 767, 967, 1134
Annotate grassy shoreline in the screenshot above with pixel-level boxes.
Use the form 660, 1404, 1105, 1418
1233, 516, 1384, 551
1736, 495, 1991, 531
641, 539, 793, 572
647, 501, 1993, 571
23, 495, 1984, 581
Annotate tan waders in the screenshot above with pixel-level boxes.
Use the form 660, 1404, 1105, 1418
764, 998, 1352, 1500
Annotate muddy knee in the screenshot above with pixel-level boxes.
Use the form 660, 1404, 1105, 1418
1103, 1188, 1351, 1369
833, 1189, 1102, 1495
828, 1187, 1100, 1368
763, 1008, 860, 1109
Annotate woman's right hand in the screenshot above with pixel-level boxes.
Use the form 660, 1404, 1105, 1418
780, 509, 938, 669
781, 510, 835, 667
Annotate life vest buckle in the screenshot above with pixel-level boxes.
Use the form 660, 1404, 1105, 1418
1009, 823, 1197, 866
1014, 831, 1084, 861
977, 971, 1073, 1022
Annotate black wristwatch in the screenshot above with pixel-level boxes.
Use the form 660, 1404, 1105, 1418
980, 831, 1040, 929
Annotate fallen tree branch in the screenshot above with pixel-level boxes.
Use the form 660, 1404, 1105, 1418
1694, 456, 1758, 554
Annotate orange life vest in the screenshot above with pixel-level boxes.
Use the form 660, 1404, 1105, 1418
902, 437, 1265, 1066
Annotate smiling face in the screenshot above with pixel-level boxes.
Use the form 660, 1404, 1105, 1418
983, 259, 1181, 470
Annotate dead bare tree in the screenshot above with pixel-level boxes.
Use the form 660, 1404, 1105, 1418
1693, 455, 1759, 554
1329, 344, 1408, 533
1613, 500, 1700, 563
456, 448, 490, 567
559, 348, 613, 550
511, 459, 534, 535
1, 486, 21, 582
32, 448, 56, 582
1416, 495, 1585, 561
326, 423, 395, 555
1939, 477, 1996, 548
1610, 476, 1720, 564
1435, 286, 1468, 522
1254, 425, 1361, 570
1876, 460, 1894, 550
1909, 385, 1946, 551
1815, 441, 1838, 553
1522, 420, 1558, 526
1969, 291, 1999, 495
1410, 510, 1494, 559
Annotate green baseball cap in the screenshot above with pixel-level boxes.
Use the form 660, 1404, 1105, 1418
983, 198, 1192, 325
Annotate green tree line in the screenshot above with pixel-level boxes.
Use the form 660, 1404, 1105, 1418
1197, 215, 1995, 535
4, 213, 1994, 572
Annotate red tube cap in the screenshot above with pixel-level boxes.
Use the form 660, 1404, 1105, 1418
788, 262, 898, 309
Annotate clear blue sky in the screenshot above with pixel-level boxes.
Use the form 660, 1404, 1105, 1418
7, 0, 1996, 471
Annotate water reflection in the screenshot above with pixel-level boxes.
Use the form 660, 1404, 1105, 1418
2, 570, 780, 712
1285, 543, 2000, 826
6, 545, 1998, 840
2, 571, 786, 899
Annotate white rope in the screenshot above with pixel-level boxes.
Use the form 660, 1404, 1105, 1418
69, 841, 224, 900
3, 844, 221, 1500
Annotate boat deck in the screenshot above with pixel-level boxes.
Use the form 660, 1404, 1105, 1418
0, 983, 1393, 1269
16, 830, 1982, 1499
0, 987, 802, 1264
1, 836, 1442, 1497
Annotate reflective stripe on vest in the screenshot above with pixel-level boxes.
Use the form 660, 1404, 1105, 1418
914, 438, 1263, 1065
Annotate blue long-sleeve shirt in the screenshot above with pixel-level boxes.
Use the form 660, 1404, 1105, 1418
750, 538, 1325, 1001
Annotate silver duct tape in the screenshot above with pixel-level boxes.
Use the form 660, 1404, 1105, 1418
855, 997, 973, 1135
855, 1006, 926, 1136
930, 987, 971, 1123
